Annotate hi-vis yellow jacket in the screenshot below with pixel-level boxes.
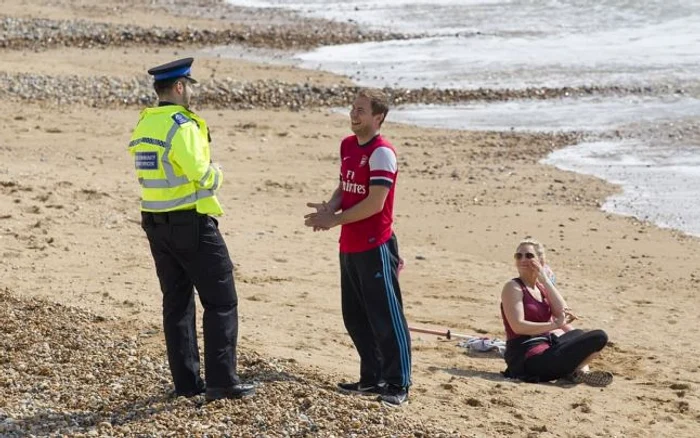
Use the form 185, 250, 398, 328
128, 105, 224, 215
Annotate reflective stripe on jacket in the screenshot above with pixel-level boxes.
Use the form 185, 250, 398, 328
128, 105, 224, 215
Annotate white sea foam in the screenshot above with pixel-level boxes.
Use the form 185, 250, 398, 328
223, 0, 700, 236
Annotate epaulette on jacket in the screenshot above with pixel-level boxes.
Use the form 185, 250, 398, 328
172, 113, 191, 126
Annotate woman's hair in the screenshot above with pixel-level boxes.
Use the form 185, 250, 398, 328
517, 237, 545, 260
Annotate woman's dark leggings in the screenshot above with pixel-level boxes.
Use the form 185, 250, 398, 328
524, 329, 608, 382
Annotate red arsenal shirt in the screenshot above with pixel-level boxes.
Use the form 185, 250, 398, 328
338, 134, 397, 253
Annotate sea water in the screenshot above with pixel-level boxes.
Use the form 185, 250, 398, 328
225, 0, 700, 235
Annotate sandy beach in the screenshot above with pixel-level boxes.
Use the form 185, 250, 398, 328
1, 1, 699, 437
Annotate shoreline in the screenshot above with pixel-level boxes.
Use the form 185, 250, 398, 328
2, 1, 700, 436
3, 3, 697, 243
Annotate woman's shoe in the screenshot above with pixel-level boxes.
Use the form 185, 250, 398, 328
569, 370, 613, 387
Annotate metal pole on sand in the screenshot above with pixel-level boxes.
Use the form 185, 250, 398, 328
408, 326, 475, 341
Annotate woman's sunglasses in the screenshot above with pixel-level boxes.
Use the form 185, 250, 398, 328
514, 252, 536, 260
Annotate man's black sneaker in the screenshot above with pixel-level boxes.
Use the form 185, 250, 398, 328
379, 385, 408, 407
337, 381, 384, 396
205, 383, 256, 402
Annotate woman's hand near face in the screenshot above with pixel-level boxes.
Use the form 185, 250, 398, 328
528, 258, 544, 277
532, 259, 555, 286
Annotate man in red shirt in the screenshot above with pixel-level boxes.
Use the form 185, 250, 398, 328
304, 89, 411, 407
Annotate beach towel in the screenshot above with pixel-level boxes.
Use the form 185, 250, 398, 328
457, 337, 506, 358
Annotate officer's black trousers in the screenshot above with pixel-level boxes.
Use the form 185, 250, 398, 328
339, 234, 412, 390
142, 210, 240, 393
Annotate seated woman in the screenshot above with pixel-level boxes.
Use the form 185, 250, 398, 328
500, 238, 612, 386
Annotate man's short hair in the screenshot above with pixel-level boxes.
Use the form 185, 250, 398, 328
153, 78, 180, 97
357, 88, 390, 126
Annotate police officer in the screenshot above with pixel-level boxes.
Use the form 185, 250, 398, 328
129, 58, 254, 401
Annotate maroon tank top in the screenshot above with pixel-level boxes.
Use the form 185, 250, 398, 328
501, 278, 552, 341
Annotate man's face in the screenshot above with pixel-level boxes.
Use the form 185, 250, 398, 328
350, 96, 382, 136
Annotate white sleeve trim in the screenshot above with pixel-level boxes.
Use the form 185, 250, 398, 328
368, 147, 397, 173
